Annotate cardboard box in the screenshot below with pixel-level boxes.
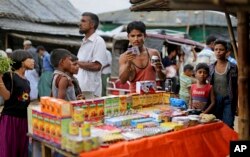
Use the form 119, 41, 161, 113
31, 106, 71, 145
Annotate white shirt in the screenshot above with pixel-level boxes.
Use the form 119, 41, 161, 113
76, 32, 107, 97
101, 50, 112, 74
196, 47, 216, 65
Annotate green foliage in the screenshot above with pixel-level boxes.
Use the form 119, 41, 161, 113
0, 56, 13, 74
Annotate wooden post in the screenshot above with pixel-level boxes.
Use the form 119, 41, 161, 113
225, 12, 238, 61
4, 32, 8, 50
237, 11, 250, 140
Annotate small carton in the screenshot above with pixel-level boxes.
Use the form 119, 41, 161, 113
112, 96, 120, 114
162, 92, 171, 104
43, 114, 51, 141
119, 95, 127, 112
126, 95, 132, 110
132, 94, 140, 109
89, 102, 97, 120
136, 81, 156, 94
40, 96, 50, 113
104, 96, 114, 116
93, 98, 104, 119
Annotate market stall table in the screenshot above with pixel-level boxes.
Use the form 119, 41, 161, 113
80, 121, 238, 157
28, 133, 77, 157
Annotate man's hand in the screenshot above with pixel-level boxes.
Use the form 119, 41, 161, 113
77, 94, 85, 100
125, 51, 136, 63
152, 61, 163, 72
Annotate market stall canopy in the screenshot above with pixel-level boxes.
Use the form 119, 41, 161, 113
130, 0, 250, 13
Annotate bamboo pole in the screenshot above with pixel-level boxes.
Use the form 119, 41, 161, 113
225, 12, 238, 61
237, 11, 250, 140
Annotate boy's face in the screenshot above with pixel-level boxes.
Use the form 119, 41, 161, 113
214, 44, 227, 60
195, 69, 208, 82
185, 69, 194, 77
61, 56, 73, 71
70, 61, 79, 74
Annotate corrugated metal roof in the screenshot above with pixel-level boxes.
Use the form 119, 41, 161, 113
9, 33, 82, 46
0, 0, 81, 24
98, 9, 237, 27
0, 18, 81, 36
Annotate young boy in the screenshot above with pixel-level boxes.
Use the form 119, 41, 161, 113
209, 39, 238, 128
190, 63, 215, 114
50, 48, 76, 101
69, 54, 84, 100
179, 64, 196, 106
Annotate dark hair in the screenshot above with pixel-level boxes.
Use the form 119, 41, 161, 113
71, 54, 78, 62
206, 35, 217, 45
183, 64, 194, 72
127, 21, 146, 35
50, 48, 72, 68
82, 12, 99, 30
167, 43, 178, 55
195, 63, 209, 74
227, 42, 233, 51
11, 49, 33, 70
36, 45, 45, 53
214, 39, 228, 51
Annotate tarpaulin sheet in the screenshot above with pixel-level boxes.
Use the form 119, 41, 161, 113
80, 122, 238, 157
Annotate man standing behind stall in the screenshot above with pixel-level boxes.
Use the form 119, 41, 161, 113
196, 35, 217, 65
119, 21, 165, 93
76, 12, 107, 99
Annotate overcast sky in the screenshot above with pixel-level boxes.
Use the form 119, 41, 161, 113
69, 0, 131, 14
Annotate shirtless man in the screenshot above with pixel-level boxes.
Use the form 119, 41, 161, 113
119, 21, 165, 93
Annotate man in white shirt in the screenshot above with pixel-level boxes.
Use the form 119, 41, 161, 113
101, 50, 112, 96
196, 35, 217, 65
76, 12, 107, 99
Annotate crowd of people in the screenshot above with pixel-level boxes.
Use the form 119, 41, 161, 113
118, 20, 238, 130
0, 12, 111, 157
0, 12, 238, 157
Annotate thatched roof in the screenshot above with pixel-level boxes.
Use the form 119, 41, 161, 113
99, 9, 237, 27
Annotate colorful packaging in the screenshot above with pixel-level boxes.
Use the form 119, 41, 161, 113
81, 122, 91, 137
119, 95, 127, 112
93, 98, 104, 118
136, 81, 156, 94
104, 96, 113, 116
69, 121, 79, 136
112, 97, 120, 114
162, 92, 171, 104
83, 138, 92, 152
132, 94, 140, 108
84, 100, 92, 120
73, 108, 84, 124
88, 102, 97, 120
